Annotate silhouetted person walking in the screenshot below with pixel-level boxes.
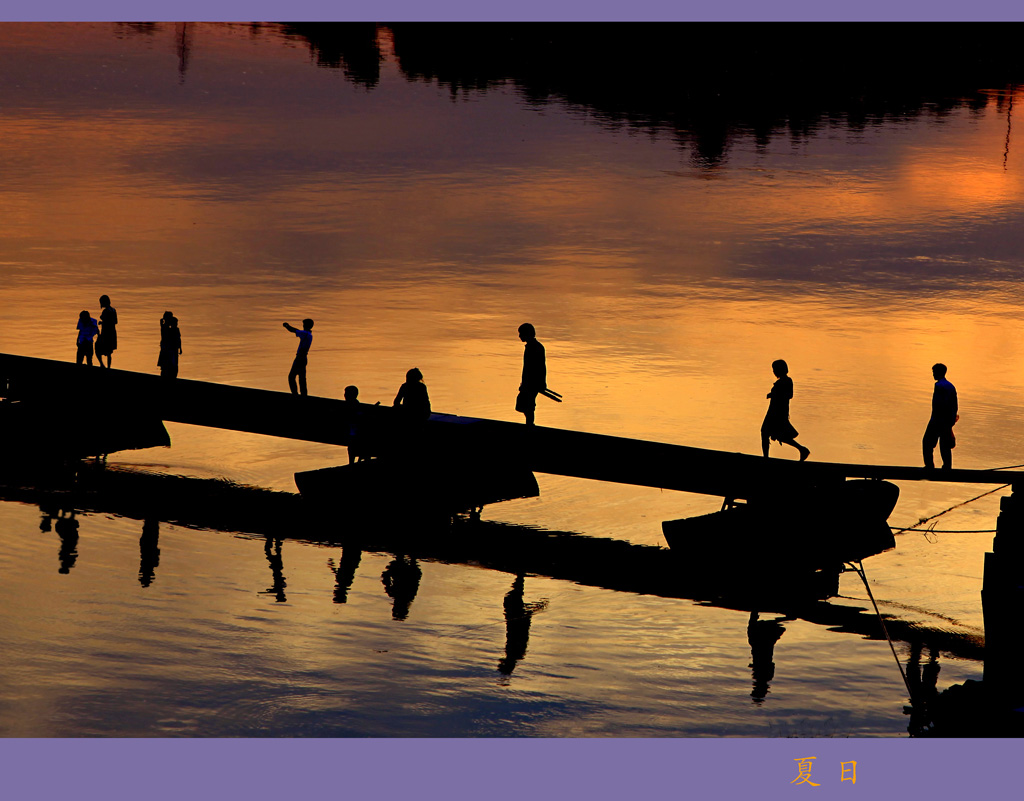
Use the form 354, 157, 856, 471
158, 312, 182, 379
761, 359, 810, 461
76, 310, 99, 365
923, 363, 958, 470
283, 318, 313, 396
95, 294, 118, 369
393, 367, 431, 421
515, 323, 546, 426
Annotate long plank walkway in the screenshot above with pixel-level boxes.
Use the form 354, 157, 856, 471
3, 352, 1022, 500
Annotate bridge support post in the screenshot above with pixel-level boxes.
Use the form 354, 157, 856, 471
982, 486, 1024, 711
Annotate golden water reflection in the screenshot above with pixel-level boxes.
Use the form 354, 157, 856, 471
1, 22, 1021, 736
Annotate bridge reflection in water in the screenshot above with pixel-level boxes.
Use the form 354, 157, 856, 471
0, 462, 985, 715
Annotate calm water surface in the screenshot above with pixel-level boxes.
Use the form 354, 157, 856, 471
2, 23, 1023, 737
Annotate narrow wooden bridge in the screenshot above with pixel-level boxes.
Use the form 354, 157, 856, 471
2, 352, 1022, 500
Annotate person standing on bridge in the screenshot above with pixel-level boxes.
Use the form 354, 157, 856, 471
516, 323, 546, 426
95, 295, 118, 369
761, 359, 810, 461
158, 311, 182, 379
75, 310, 99, 366
923, 363, 958, 470
283, 318, 314, 396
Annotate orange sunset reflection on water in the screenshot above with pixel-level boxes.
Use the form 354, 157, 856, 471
1, 22, 1022, 737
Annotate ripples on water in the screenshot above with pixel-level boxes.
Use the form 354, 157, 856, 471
2, 22, 1022, 736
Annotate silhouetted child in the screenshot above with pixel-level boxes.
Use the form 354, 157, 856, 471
393, 367, 431, 421
515, 323, 546, 425
283, 318, 314, 396
760, 359, 810, 461
95, 294, 118, 369
76, 310, 99, 365
158, 311, 182, 379
343, 385, 364, 464
923, 363, 958, 470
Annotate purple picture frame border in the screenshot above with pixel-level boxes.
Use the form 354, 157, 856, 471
0, 1, 1019, 798
0, 1, 1022, 22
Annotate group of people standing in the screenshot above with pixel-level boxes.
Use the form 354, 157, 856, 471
76, 296, 182, 378
75, 295, 117, 368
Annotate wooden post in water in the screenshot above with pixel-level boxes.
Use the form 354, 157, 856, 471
982, 486, 1024, 710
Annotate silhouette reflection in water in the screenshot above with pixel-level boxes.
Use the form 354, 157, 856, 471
95, 294, 118, 369
261, 536, 287, 602
760, 359, 810, 461
138, 518, 160, 588
381, 554, 421, 620
923, 363, 958, 470
515, 323, 546, 426
498, 573, 548, 676
328, 544, 362, 604
905, 641, 941, 736
158, 312, 182, 379
54, 510, 80, 574
747, 611, 786, 703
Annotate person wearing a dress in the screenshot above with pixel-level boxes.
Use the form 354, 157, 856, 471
95, 294, 118, 369
760, 359, 810, 461
158, 311, 182, 379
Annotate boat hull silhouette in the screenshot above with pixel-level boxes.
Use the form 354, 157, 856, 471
662, 479, 900, 574
294, 456, 540, 517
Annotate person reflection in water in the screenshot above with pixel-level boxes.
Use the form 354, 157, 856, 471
515, 323, 546, 426
261, 536, 287, 603
283, 318, 314, 396
95, 294, 118, 369
498, 573, 548, 676
923, 363, 958, 470
761, 359, 810, 461
55, 510, 80, 574
328, 545, 362, 604
139, 518, 160, 588
158, 312, 182, 379
905, 641, 941, 736
381, 554, 421, 620
393, 368, 431, 421
747, 612, 786, 703
76, 310, 99, 366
